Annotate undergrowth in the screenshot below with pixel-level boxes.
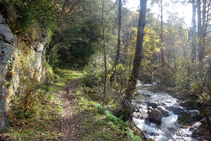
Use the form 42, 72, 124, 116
5, 69, 83, 140
76, 74, 142, 141
5, 68, 142, 140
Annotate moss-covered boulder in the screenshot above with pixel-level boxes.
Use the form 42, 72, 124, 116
178, 111, 191, 125
178, 110, 202, 125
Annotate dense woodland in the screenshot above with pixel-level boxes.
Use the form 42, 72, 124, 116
0, 0, 211, 140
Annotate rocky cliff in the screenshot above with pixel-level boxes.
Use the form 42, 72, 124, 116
0, 14, 16, 130
0, 14, 49, 130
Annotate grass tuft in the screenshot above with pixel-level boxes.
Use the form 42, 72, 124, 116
5, 69, 83, 140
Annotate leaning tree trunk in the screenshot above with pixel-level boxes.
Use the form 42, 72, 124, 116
123, 0, 147, 120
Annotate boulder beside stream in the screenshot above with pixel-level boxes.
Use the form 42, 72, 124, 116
149, 108, 162, 124
166, 106, 184, 114
178, 110, 203, 125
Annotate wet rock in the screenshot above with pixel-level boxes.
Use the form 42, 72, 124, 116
132, 112, 141, 119
148, 102, 158, 108
178, 110, 202, 125
166, 106, 184, 114
167, 127, 176, 132
190, 110, 203, 121
147, 106, 153, 110
191, 122, 202, 130
142, 94, 151, 97
135, 100, 143, 104
149, 108, 162, 124
159, 101, 167, 106
157, 106, 169, 117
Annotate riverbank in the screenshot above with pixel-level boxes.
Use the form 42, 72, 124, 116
133, 83, 211, 141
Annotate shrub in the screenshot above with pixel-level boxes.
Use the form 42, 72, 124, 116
4, 0, 60, 34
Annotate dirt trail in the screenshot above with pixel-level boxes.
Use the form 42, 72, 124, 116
58, 77, 82, 141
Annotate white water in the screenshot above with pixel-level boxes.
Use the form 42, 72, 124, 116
133, 82, 198, 141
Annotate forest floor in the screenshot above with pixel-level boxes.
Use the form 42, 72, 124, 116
0, 69, 142, 141
58, 76, 83, 141
56, 72, 141, 141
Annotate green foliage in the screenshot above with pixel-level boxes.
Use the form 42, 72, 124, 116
126, 28, 160, 83
76, 90, 142, 141
47, 24, 100, 68
7, 69, 83, 140
178, 112, 191, 123
80, 74, 101, 88
8, 78, 61, 140
5, 0, 60, 34
175, 74, 193, 91
45, 0, 117, 69
44, 61, 58, 80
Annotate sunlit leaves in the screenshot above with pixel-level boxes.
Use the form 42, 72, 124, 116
125, 27, 160, 71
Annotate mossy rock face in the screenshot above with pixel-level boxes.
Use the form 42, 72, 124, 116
178, 112, 191, 123
179, 100, 197, 109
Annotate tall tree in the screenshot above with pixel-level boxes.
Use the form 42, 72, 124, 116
202, 0, 206, 55
101, 0, 108, 104
197, 0, 203, 62
160, 0, 165, 66
110, 0, 122, 82
124, 0, 147, 120
191, 0, 197, 63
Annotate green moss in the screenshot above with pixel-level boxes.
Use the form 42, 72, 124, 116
76, 91, 142, 141
178, 112, 191, 123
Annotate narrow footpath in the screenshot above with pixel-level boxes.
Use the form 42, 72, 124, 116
58, 77, 83, 141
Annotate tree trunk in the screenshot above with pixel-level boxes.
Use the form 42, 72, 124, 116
202, 0, 206, 53
197, 0, 203, 63
110, 0, 122, 82
160, 0, 164, 66
101, 0, 107, 105
124, 0, 147, 120
191, 0, 197, 63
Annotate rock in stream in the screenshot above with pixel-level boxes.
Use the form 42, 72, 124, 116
132, 82, 199, 141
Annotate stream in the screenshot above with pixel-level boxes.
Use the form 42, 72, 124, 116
132, 81, 200, 141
